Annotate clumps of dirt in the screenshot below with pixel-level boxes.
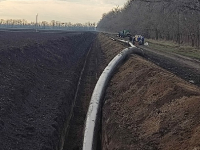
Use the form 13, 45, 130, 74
0, 32, 96, 150
102, 55, 200, 150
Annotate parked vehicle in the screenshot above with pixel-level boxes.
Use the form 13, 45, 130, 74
118, 30, 131, 38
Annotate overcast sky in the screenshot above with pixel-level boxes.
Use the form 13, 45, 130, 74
0, 0, 126, 24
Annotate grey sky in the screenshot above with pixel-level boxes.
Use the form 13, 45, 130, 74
0, 0, 126, 23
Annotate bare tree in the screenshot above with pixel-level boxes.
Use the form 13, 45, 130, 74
97, 0, 200, 47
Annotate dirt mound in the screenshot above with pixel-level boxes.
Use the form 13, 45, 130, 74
0, 32, 96, 150
102, 55, 200, 150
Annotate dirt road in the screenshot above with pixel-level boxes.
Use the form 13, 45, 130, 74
140, 45, 200, 86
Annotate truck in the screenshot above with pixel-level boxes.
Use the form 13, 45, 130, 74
118, 30, 131, 38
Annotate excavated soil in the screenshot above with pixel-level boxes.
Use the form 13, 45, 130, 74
1, 31, 200, 150
62, 33, 200, 150
102, 55, 200, 150
0, 31, 96, 150
0, 31, 126, 150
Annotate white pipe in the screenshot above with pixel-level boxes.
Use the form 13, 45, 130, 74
116, 38, 144, 54
82, 46, 135, 150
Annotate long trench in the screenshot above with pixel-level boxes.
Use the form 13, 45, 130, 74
62, 39, 103, 150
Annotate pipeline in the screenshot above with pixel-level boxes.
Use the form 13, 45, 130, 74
82, 38, 140, 150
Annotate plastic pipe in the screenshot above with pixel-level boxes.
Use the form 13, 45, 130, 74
82, 46, 136, 150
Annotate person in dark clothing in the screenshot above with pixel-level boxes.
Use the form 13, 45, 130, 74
138, 36, 141, 43
132, 36, 135, 45
129, 36, 133, 42
141, 36, 144, 45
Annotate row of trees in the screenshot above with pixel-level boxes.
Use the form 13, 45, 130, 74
0, 19, 96, 31
97, 0, 200, 48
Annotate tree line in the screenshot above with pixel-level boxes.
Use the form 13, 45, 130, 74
0, 19, 96, 31
97, 0, 200, 48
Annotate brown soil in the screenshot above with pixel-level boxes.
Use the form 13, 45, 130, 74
101, 55, 200, 150
62, 33, 200, 150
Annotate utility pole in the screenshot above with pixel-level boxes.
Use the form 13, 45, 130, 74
36, 13, 38, 32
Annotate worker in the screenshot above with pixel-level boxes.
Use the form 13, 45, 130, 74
135, 35, 139, 46
138, 35, 141, 43
132, 36, 135, 45
129, 36, 133, 42
141, 36, 144, 45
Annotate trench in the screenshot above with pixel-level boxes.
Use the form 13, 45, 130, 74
58, 45, 92, 150
0, 31, 101, 150
62, 37, 103, 150
76, 35, 200, 150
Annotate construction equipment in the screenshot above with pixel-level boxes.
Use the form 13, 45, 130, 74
118, 30, 131, 38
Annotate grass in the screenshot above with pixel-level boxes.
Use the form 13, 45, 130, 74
145, 39, 200, 60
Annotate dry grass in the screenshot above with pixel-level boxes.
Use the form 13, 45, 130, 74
146, 39, 200, 60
